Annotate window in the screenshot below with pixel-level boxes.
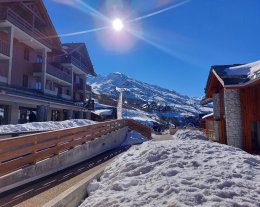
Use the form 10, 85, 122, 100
24, 47, 30, 61
251, 121, 260, 151
22, 75, 28, 87
36, 55, 43, 63
0, 105, 8, 125
35, 81, 42, 90
51, 110, 60, 121
66, 89, 70, 95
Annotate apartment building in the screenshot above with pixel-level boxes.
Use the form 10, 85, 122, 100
0, 0, 96, 125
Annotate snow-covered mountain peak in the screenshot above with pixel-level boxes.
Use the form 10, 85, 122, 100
88, 73, 212, 121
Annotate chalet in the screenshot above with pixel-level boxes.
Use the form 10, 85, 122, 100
0, 0, 96, 125
201, 60, 260, 153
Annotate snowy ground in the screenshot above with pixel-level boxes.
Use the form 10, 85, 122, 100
0, 119, 96, 134
80, 130, 260, 207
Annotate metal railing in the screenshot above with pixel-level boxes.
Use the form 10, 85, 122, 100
0, 119, 152, 176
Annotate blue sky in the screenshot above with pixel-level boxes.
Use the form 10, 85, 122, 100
43, 0, 260, 97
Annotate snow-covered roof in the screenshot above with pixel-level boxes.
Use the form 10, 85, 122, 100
211, 60, 260, 87
225, 60, 260, 78
202, 112, 213, 120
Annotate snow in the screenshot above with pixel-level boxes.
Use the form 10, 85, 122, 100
93, 109, 113, 116
121, 131, 148, 146
0, 119, 96, 134
80, 130, 260, 207
225, 60, 260, 79
202, 112, 213, 120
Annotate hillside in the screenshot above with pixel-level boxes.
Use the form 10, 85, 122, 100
88, 72, 212, 126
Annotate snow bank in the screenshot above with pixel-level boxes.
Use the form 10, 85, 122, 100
173, 129, 207, 141
121, 131, 148, 146
0, 119, 96, 134
80, 130, 260, 207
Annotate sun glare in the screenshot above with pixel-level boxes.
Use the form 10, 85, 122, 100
112, 18, 124, 31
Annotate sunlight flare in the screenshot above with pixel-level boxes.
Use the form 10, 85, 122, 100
112, 18, 124, 31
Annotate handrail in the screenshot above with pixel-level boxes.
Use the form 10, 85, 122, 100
0, 119, 151, 176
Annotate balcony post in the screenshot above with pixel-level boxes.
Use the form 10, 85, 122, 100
42, 49, 47, 93
71, 71, 74, 100
7, 26, 14, 85
83, 74, 86, 101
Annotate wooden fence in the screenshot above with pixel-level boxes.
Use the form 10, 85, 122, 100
0, 119, 151, 176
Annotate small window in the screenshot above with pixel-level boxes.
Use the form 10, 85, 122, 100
35, 81, 42, 90
66, 89, 70, 95
251, 121, 260, 152
22, 75, 28, 87
36, 55, 43, 63
24, 47, 30, 61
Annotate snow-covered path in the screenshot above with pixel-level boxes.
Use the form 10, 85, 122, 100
80, 130, 260, 207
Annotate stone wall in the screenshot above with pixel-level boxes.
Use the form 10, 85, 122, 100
212, 93, 220, 119
224, 89, 243, 148
212, 93, 220, 141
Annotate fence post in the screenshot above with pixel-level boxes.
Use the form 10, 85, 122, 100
32, 136, 37, 164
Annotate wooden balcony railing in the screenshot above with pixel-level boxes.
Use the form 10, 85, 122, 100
0, 39, 9, 56
53, 56, 89, 74
47, 64, 72, 84
0, 119, 152, 176
34, 63, 72, 84
0, 8, 50, 48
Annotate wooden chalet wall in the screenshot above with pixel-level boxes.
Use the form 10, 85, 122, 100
240, 85, 260, 153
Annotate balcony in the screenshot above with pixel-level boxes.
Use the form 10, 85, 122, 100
53, 56, 89, 74
0, 8, 50, 48
33, 63, 72, 85
46, 64, 72, 84
0, 39, 9, 58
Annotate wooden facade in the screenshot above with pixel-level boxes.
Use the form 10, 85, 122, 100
240, 85, 260, 153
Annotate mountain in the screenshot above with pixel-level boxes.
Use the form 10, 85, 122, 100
88, 72, 212, 126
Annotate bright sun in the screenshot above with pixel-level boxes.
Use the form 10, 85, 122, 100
112, 18, 124, 31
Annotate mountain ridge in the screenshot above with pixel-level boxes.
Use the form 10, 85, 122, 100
88, 72, 212, 125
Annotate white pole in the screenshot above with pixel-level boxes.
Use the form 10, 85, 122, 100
117, 89, 123, 119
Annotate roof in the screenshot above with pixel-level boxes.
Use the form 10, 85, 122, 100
205, 60, 260, 97
212, 64, 249, 85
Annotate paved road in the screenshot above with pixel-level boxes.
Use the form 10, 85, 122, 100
0, 146, 130, 207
